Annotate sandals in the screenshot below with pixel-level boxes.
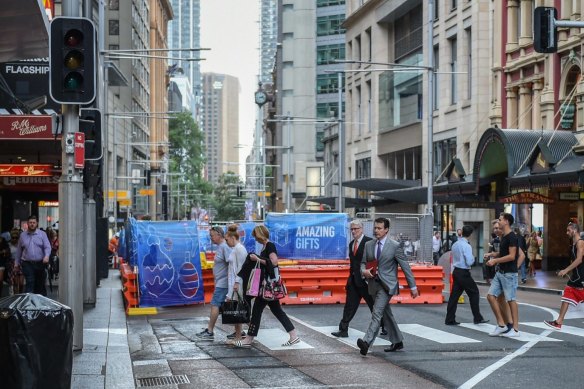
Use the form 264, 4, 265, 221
281, 337, 300, 347
233, 340, 251, 348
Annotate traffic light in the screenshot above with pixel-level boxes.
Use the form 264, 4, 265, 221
49, 17, 96, 104
145, 170, 151, 186
79, 108, 102, 159
237, 186, 242, 197
534, 7, 557, 53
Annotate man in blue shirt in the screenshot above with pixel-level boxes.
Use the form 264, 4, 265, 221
14, 215, 51, 295
445, 225, 488, 325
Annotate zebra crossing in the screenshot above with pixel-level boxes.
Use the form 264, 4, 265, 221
248, 321, 584, 351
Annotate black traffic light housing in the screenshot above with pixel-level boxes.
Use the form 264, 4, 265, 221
236, 186, 242, 197
49, 17, 96, 104
79, 108, 102, 159
534, 7, 558, 53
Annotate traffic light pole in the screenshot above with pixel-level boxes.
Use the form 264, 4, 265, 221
59, 0, 84, 351
59, 104, 84, 351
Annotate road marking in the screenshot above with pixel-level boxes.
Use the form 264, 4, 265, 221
517, 301, 558, 318
522, 321, 584, 337
311, 326, 392, 348
254, 328, 313, 350
399, 324, 481, 343
459, 323, 561, 342
458, 329, 553, 389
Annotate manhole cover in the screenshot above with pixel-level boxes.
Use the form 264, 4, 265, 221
136, 375, 190, 387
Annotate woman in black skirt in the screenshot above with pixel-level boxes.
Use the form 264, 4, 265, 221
233, 225, 299, 348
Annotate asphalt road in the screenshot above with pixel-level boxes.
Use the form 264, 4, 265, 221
127, 286, 583, 389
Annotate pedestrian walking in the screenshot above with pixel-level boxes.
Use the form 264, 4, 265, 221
356, 217, 418, 355
526, 231, 540, 277
196, 226, 231, 340
233, 225, 299, 348
224, 224, 248, 342
484, 213, 521, 337
432, 231, 441, 265
445, 225, 489, 326
14, 215, 51, 296
515, 228, 527, 284
544, 222, 584, 330
331, 220, 386, 338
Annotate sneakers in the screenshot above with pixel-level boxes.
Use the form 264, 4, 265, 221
544, 320, 562, 330
489, 325, 509, 336
501, 329, 520, 338
196, 329, 214, 339
227, 331, 246, 339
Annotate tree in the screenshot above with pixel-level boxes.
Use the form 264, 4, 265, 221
211, 172, 245, 221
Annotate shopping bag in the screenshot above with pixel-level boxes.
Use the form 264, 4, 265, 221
246, 261, 262, 297
261, 272, 287, 301
221, 293, 250, 324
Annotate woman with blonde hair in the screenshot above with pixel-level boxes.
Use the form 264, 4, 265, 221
224, 224, 248, 342
234, 225, 299, 348
527, 231, 540, 277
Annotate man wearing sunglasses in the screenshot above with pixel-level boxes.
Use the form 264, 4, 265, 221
332, 220, 386, 338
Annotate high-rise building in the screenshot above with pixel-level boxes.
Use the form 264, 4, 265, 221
168, 0, 202, 121
260, 0, 278, 84
201, 73, 240, 182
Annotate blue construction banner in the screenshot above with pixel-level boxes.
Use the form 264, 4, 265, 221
131, 220, 205, 308
265, 213, 349, 259
238, 222, 260, 254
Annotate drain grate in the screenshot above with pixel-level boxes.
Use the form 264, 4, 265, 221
136, 375, 190, 387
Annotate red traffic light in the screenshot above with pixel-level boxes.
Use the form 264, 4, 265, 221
64, 29, 83, 47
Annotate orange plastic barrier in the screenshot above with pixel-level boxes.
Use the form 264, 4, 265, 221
120, 262, 139, 312
201, 262, 444, 305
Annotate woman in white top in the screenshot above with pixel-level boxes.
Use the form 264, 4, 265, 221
225, 224, 248, 342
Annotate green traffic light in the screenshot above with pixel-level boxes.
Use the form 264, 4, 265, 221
64, 72, 83, 90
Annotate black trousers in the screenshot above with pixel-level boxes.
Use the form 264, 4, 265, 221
247, 297, 295, 337
446, 267, 483, 323
338, 278, 384, 332
21, 261, 47, 296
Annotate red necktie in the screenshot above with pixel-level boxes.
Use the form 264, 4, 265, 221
353, 240, 359, 256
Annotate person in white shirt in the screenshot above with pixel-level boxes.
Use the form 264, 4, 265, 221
225, 224, 248, 342
432, 232, 441, 265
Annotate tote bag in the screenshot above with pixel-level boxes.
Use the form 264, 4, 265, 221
221, 293, 250, 324
246, 261, 262, 297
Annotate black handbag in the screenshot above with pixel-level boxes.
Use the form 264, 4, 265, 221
221, 293, 250, 324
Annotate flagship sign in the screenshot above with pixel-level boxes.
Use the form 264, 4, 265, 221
0, 164, 53, 177
499, 192, 554, 204
0, 116, 55, 139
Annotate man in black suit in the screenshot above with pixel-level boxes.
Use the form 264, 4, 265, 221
332, 220, 386, 337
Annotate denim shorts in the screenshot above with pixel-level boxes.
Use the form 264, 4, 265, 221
488, 271, 518, 301
211, 287, 228, 307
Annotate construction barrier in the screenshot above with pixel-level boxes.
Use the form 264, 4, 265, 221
201, 261, 444, 305
119, 259, 139, 313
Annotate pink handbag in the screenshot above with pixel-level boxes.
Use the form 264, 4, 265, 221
246, 262, 262, 297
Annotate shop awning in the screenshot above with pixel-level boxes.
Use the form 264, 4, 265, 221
342, 178, 420, 191
507, 153, 584, 189
307, 196, 395, 208
0, 0, 49, 62
373, 186, 429, 204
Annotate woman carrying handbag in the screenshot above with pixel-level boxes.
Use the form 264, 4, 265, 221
233, 225, 299, 348
224, 224, 248, 343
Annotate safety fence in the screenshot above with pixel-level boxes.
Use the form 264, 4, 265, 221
119, 259, 139, 313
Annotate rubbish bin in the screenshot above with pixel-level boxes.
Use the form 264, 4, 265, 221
0, 293, 73, 389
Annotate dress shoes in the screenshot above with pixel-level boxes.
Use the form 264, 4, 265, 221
357, 338, 369, 356
331, 330, 348, 338
380, 328, 388, 336
445, 321, 460, 325
384, 341, 403, 352
474, 319, 490, 325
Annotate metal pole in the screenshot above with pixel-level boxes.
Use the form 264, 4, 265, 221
426, 0, 434, 215
113, 118, 117, 227
337, 71, 344, 212
59, 0, 83, 352
286, 114, 292, 212
83, 199, 96, 306
97, 1, 107, 218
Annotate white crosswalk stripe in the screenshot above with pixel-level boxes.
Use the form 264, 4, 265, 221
398, 324, 481, 343
254, 328, 313, 350
459, 323, 561, 342
523, 321, 584, 337
311, 326, 392, 348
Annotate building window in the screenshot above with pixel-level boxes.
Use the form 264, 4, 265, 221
365, 28, 372, 62
109, 20, 119, 35
356, 85, 361, 135
306, 167, 323, 197
394, 6, 423, 60
355, 35, 361, 62
317, 102, 345, 118
433, 138, 457, 179
434, 0, 440, 20
387, 147, 421, 180
366, 80, 372, 132
450, 37, 457, 104
317, 73, 343, 94
317, 44, 345, 65
316, 0, 345, 6
433, 45, 439, 110
451, 0, 457, 11
109, 0, 119, 10
316, 130, 325, 153
316, 14, 346, 36
466, 28, 472, 100
379, 51, 423, 130
355, 157, 371, 199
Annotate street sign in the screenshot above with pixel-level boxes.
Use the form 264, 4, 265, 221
107, 190, 129, 199
118, 199, 131, 206
74, 132, 85, 169
0, 164, 54, 177
139, 189, 155, 196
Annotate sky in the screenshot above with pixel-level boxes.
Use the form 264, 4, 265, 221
200, 0, 260, 175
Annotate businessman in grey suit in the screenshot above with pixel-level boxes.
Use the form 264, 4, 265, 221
357, 217, 418, 355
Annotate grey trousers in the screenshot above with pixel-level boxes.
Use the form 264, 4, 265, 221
363, 281, 402, 346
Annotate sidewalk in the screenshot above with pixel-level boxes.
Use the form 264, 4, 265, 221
71, 269, 134, 389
